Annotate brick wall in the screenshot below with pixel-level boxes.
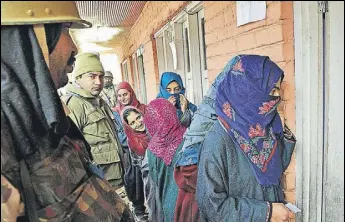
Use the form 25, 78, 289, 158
119, 0, 296, 207
118, 1, 189, 102
203, 1, 296, 205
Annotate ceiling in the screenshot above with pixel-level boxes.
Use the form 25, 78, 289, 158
70, 1, 147, 54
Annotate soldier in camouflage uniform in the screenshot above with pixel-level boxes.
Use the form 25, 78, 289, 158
1, 2, 133, 221
100, 71, 118, 111
63, 53, 126, 190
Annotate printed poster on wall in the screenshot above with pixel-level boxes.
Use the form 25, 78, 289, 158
236, 1, 267, 27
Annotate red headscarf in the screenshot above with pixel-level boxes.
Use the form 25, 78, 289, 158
115, 81, 147, 114
144, 98, 187, 165
120, 106, 150, 156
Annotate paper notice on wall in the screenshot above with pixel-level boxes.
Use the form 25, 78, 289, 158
236, 1, 266, 27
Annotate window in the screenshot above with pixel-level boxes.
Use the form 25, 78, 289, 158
122, 60, 129, 81
137, 46, 147, 104
198, 9, 208, 96
131, 54, 139, 96
154, 2, 208, 105
184, 27, 191, 72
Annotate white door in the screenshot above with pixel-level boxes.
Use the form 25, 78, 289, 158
323, 1, 344, 221
197, 9, 208, 97
294, 2, 344, 221
182, 20, 194, 103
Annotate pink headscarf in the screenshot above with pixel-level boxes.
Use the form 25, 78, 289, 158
115, 81, 147, 114
120, 106, 150, 156
144, 98, 187, 165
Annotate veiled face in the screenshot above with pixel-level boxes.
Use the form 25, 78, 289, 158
269, 77, 282, 97
49, 23, 78, 89
166, 81, 181, 94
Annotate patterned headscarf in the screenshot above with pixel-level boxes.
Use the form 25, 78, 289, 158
115, 81, 147, 114
144, 98, 187, 165
120, 106, 150, 156
215, 55, 284, 186
157, 72, 186, 110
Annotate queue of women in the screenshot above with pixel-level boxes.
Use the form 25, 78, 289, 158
113, 55, 296, 222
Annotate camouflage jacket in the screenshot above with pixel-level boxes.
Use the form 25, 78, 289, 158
100, 85, 117, 109
62, 84, 124, 184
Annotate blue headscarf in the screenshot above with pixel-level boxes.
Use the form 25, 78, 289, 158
157, 72, 186, 110
215, 55, 284, 186
176, 55, 245, 167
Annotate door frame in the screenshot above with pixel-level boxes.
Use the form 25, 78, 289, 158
294, 2, 325, 221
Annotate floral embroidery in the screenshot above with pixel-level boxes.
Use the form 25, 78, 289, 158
222, 102, 235, 120
248, 123, 266, 138
232, 127, 277, 171
233, 60, 244, 72
259, 98, 280, 115
240, 143, 251, 152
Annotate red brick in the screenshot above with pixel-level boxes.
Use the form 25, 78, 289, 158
255, 24, 284, 46
285, 152, 296, 173
223, 5, 235, 25
220, 1, 234, 10
207, 54, 233, 70
217, 28, 229, 42
227, 23, 240, 38
284, 100, 296, 132
237, 19, 267, 34
283, 42, 294, 61
267, 1, 282, 25
281, 60, 295, 84
205, 32, 218, 45
207, 69, 223, 84
282, 171, 296, 191
236, 32, 258, 51
203, 1, 214, 8
284, 190, 296, 204
281, 1, 294, 20
261, 43, 285, 63
281, 82, 295, 102
205, 12, 225, 33
207, 38, 237, 57
282, 19, 294, 41
204, 2, 226, 20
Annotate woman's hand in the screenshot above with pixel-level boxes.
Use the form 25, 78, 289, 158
180, 94, 188, 112
271, 203, 295, 222
168, 96, 177, 106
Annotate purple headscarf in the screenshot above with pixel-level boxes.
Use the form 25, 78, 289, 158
215, 55, 284, 186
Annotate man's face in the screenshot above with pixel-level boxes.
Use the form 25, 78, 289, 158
76, 72, 104, 96
117, 89, 132, 106
104, 76, 113, 87
49, 23, 78, 89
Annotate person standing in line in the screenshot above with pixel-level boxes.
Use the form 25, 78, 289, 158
196, 55, 296, 222
62, 52, 126, 198
143, 98, 187, 222
121, 106, 152, 222
114, 81, 149, 221
157, 72, 197, 128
